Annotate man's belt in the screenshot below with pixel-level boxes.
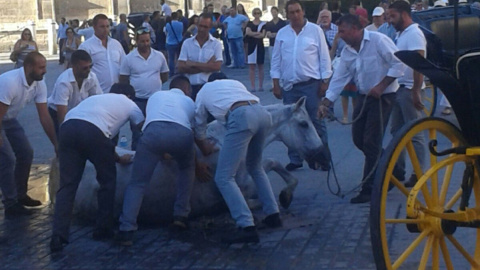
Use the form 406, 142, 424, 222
293, 78, 318, 88
226, 100, 259, 120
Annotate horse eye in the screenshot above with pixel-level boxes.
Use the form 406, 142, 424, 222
299, 121, 309, 128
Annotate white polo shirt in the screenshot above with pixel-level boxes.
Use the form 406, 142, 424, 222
48, 68, 102, 111
64, 94, 144, 139
79, 35, 126, 93
178, 34, 223, 85
0, 67, 47, 121
194, 79, 259, 140
395, 23, 427, 89
144, 88, 195, 131
119, 48, 169, 99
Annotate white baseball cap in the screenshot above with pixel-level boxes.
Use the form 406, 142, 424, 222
434, 0, 446, 7
372, 7, 385, 17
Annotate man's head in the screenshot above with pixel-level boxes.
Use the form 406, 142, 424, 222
207, 4, 214, 13
110, 83, 136, 100
152, 11, 161, 20
170, 75, 192, 96
318, 9, 332, 28
286, 0, 305, 27
120, 14, 127, 22
271, 6, 280, 18
71, 50, 93, 79
415, 0, 423, 11
197, 13, 213, 38
389, 0, 412, 31
177, 9, 183, 18
161, 0, 165, 5
135, 27, 151, 52
221, 5, 228, 15
171, 11, 178, 20
337, 14, 364, 46
208, 72, 227, 82
61, 17, 66, 24
229, 6, 237, 17
93, 14, 110, 40
372, 7, 385, 27
143, 14, 150, 22
72, 19, 80, 28
23, 52, 47, 82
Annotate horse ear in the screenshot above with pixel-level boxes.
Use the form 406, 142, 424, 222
294, 96, 307, 112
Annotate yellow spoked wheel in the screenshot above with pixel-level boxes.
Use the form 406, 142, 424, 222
370, 117, 480, 269
423, 82, 438, 117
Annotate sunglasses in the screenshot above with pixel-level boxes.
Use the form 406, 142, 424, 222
136, 27, 150, 35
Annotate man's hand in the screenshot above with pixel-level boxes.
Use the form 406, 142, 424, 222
318, 81, 329, 98
195, 161, 212, 183
318, 98, 332, 119
117, 154, 133, 164
368, 84, 384, 99
197, 139, 218, 156
412, 89, 424, 111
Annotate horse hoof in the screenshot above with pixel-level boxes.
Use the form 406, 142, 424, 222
279, 189, 293, 209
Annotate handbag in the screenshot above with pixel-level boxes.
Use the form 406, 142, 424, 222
9, 51, 18, 62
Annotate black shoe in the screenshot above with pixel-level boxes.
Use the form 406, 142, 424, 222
221, 226, 260, 244
263, 213, 282, 228
115, 230, 134, 246
92, 227, 114, 241
18, 195, 42, 207
171, 216, 189, 231
350, 193, 371, 204
404, 174, 418, 188
4, 202, 34, 219
285, 163, 303, 171
50, 235, 68, 252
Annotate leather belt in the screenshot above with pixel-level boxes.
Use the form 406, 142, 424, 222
230, 100, 258, 111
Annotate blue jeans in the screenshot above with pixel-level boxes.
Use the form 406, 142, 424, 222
221, 35, 231, 66
228, 37, 245, 68
282, 79, 328, 165
390, 87, 426, 178
119, 121, 195, 232
130, 98, 148, 151
53, 120, 117, 240
0, 119, 33, 207
215, 104, 279, 228
166, 43, 180, 77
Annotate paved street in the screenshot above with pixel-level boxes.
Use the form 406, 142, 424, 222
0, 54, 470, 269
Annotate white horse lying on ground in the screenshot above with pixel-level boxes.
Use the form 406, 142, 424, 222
49, 97, 328, 223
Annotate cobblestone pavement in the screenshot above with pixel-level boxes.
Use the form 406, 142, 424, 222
0, 54, 467, 269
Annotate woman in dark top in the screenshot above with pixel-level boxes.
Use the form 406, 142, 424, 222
265, 6, 286, 59
246, 8, 266, 92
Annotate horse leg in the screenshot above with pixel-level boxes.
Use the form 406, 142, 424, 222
263, 158, 298, 209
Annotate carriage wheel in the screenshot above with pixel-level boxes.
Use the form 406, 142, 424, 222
422, 83, 438, 117
370, 117, 480, 269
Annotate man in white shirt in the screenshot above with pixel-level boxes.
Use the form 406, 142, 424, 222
141, 14, 156, 44
178, 13, 223, 100
319, 14, 405, 204
50, 83, 144, 252
195, 74, 281, 244
77, 19, 94, 41
271, 0, 332, 171
0, 52, 57, 216
48, 50, 102, 135
120, 28, 169, 150
57, 17, 68, 64
388, 0, 427, 188
79, 14, 126, 93
116, 76, 196, 246
365, 7, 385, 31
161, 0, 172, 16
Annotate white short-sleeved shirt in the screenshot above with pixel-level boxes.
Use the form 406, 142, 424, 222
395, 23, 427, 89
178, 34, 223, 85
162, 3, 172, 16
0, 67, 47, 120
120, 48, 169, 99
65, 94, 144, 139
48, 68, 102, 111
194, 79, 259, 140
79, 35, 126, 93
144, 88, 195, 131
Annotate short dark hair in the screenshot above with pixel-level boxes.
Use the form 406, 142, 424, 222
208, 72, 228, 82
93, 14, 109, 26
71, 50, 92, 65
171, 11, 178, 20
285, 0, 304, 13
24, 51, 45, 67
110, 83, 136, 99
389, 0, 412, 16
143, 13, 150, 20
199, 12, 213, 21
152, 11, 160, 18
337, 14, 363, 29
271, 6, 279, 13
170, 75, 191, 90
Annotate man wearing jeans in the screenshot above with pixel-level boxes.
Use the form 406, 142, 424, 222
319, 14, 405, 204
164, 11, 183, 77
223, 7, 248, 68
116, 76, 195, 246
195, 75, 282, 244
271, 0, 332, 171
0, 52, 57, 217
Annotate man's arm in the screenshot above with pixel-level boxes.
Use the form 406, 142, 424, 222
0, 102, 9, 147
368, 76, 397, 99
160, 72, 168, 83
119, 75, 130, 84
411, 50, 425, 110
270, 37, 283, 99
35, 103, 57, 153
56, 105, 68, 126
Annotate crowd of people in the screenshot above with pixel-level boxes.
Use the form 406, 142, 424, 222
0, 0, 463, 254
